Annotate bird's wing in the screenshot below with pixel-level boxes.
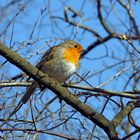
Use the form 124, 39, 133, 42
36, 46, 58, 69
3, 46, 58, 122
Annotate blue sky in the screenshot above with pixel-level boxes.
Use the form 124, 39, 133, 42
0, 0, 140, 139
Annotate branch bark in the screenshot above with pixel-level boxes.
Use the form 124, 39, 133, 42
112, 100, 140, 128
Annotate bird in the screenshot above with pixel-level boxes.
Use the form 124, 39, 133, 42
8, 40, 83, 118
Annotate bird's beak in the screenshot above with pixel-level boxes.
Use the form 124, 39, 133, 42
80, 49, 88, 59
81, 49, 88, 53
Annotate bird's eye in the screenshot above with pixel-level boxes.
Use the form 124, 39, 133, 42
74, 45, 78, 48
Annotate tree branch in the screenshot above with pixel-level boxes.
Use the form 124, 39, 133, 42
112, 100, 140, 128
0, 42, 119, 139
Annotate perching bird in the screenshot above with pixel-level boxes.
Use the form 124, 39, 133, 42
9, 40, 83, 118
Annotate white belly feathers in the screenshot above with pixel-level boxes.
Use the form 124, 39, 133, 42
41, 59, 77, 83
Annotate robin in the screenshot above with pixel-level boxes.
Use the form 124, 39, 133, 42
9, 40, 83, 118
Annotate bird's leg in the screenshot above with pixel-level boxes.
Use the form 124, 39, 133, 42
38, 82, 46, 91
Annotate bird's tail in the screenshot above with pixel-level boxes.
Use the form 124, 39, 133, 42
9, 81, 38, 118
21, 81, 38, 104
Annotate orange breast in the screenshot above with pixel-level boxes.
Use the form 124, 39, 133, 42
62, 47, 81, 67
